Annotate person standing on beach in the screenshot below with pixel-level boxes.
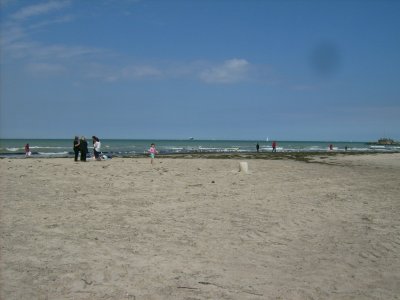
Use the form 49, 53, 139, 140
272, 141, 277, 152
92, 136, 101, 161
148, 143, 158, 165
79, 137, 88, 161
73, 136, 80, 161
256, 143, 260, 152
25, 143, 31, 157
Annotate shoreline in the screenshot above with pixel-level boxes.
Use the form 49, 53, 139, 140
2, 139, 399, 159
2, 150, 400, 162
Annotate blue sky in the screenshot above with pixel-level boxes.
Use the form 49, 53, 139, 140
1, 0, 399, 141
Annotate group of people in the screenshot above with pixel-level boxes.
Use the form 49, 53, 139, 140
73, 137, 159, 164
73, 136, 102, 162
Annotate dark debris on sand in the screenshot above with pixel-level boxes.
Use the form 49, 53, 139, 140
156, 151, 385, 163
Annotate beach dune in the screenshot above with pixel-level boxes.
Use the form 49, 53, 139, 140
1, 154, 399, 299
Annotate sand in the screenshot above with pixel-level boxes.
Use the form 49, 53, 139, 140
1, 153, 399, 299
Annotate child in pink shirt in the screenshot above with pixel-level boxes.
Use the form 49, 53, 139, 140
148, 143, 158, 165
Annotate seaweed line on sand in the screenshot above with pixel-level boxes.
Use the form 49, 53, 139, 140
155, 151, 392, 164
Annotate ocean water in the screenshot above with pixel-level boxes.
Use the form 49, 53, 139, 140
1, 139, 399, 158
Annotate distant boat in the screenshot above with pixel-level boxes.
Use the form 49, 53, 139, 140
189, 137, 194, 140
366, 138, 400, 146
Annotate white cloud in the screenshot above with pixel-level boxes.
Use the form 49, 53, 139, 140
26, 62, 66, 75
11, 0, 71, 20
83, 63, 163, 82
81, 60, 256, 84
28, 14, 75, 30
32, 44, 104, 59
2, 3, 255, 86
2, 37, 105, 61
0, 0, 16, 8
0, 25, 26, 47
121, 65, 162, 79
199, 58, 250, 84
1, 1, 84, 61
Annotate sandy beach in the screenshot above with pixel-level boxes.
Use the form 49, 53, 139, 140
1, 153, 399, 299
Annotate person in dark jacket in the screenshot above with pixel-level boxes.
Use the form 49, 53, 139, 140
79, 136, 88, 161
73, 136, 80, 161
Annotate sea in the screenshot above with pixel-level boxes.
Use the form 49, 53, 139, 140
1, 139, 399, 158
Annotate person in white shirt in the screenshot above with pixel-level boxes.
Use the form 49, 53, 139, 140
92, 136, 101, 161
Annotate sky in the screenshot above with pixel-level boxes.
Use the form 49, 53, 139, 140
1, 0, 399, 141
